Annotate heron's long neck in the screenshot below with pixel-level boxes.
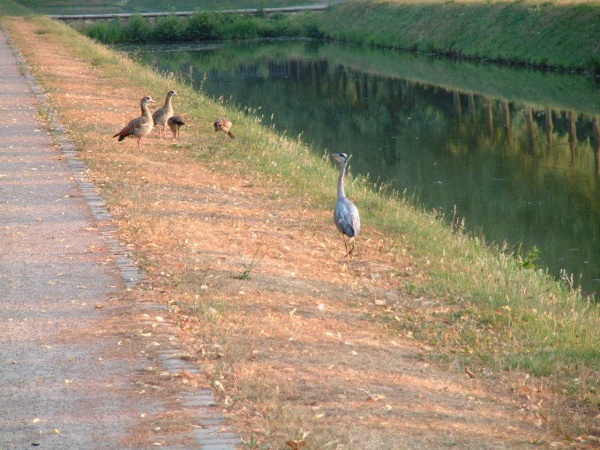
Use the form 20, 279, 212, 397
337, 161, 347, 199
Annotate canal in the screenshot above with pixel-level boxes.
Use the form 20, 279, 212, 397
130, 40, 600, 294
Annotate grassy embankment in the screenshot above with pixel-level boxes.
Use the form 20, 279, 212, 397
309, 0, 600, 75
1, 0, 599, 442
75, 0, 600, 74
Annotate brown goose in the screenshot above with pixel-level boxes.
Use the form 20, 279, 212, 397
113, 95, 155, 150
167, 115, 186, 139
214, 117, 235, 139
153, 90, 177, 138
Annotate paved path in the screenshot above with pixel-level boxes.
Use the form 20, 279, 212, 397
0, 25, 156, 449
0, 26, 237, 449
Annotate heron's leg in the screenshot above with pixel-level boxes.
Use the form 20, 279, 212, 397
342, 235, 352, 266
342, 235, 348, 255
348, 238, 356, 255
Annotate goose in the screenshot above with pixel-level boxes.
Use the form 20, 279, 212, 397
113, 95, 155, 150
152, 90, 177, 138
167, 115, 186, 139
332, 153, 361, 263
214, 117, 235, 139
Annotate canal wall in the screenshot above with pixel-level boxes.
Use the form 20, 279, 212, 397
48, 5, 328, 24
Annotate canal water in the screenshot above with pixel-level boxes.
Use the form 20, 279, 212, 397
131, 40, 600, 294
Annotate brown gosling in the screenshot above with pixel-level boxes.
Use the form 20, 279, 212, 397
167, 115, 186, 140
214, 117, 235, 139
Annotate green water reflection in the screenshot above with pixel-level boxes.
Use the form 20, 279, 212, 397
132, 40, 600, 293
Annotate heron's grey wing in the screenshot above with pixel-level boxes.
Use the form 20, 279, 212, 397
334, 199, 360, 238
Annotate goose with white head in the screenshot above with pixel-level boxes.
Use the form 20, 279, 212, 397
113, 95, 155, 150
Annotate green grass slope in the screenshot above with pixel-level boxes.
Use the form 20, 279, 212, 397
308, 0, 600, 74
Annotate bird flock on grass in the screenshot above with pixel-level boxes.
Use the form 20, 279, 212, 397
113, 91, 360, 266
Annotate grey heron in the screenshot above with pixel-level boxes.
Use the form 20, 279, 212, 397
332, 153, 360, 263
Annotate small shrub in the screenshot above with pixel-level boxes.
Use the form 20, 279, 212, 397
227, 16, 261, 40
185, 12, 222, 41
123, 14, 152, 43
152, 15, 185, 41
81, 20, 125, 44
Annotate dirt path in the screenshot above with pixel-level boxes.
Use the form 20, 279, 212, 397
0, 16, 575, 450
0, 25, 238, 449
